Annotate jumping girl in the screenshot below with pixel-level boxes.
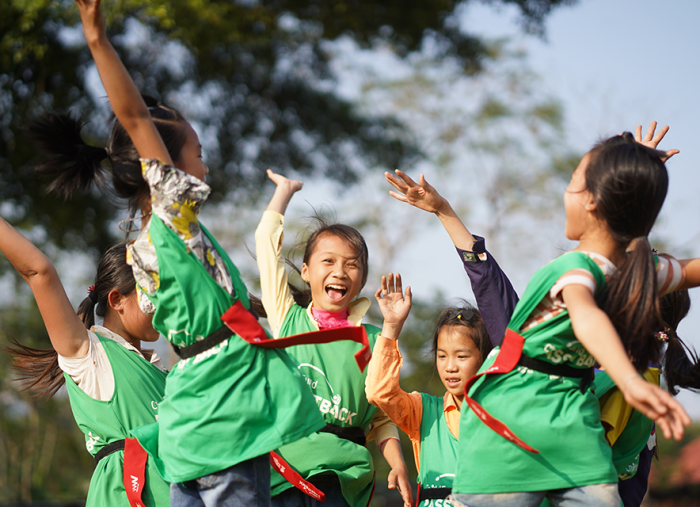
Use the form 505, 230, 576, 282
386, 131, 697, 506
62, 1, 327, 504
255, 170, 412, 507
366, 275, 493, 507
1, 222, 169, 506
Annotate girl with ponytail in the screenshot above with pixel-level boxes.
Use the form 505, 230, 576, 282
1, 231, 169, 506
386, 124, 700, 507
66, 1, 330, 505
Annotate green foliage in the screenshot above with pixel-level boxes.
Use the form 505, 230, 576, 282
0, 0, 579, 502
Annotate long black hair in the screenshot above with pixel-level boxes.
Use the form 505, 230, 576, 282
6, 242, 137, 397
429, 300, 492, 365
589, 132, 669, 370
659, 289, 700, 395
25, 97, 187, 215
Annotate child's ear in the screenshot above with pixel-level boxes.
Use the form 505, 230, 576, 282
107, 289, 125, 312
301, 263, 309, 284
583, 196, 597, 212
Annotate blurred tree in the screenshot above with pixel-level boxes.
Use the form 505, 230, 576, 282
0, 0, 580, 503
2, 0, 578, 252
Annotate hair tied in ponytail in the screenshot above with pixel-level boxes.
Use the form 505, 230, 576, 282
87, 285, 98, 304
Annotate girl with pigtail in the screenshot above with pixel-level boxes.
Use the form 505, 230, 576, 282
54, 0, 376, 505
1, 236, 170, 506
255, 171, 412, 507
385, 125, 700, 506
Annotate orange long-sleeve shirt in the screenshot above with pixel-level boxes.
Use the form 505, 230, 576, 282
365, 336, 461, 474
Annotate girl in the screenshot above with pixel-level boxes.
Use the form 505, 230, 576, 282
66, 1, 326, 504
255, 171, 412, 507
366, 275, 493, 507
386, 132, 696, 506
386, 124, 700, 507
1, 223, 169, 506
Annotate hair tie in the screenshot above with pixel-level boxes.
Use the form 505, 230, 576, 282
87, 285, 98, 304
656, 330, 669, 342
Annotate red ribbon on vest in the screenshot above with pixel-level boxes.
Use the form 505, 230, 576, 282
270, 451, 326, 502
221, 300, 372, 372
463, 329, 540, 454
123, 438, 149, 507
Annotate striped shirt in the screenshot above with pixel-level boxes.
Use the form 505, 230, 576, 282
521, 252, 684, 332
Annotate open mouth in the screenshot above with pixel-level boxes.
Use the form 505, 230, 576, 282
445, 378, 462, 388
325, 284, 348, 302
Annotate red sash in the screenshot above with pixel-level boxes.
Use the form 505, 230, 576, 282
462, 329, 540, 454
221, 300, 372, 372
222, 300, 371, 501
270, 451, 326, 502
123, 438, 149, 507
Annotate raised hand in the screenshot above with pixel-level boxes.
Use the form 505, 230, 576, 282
376, 273, 411, 340
265, 169, 303, 214
75, 0, 106, 45
385, 170, 447, 214
634, 121, 680, 162
267, 169, 303, 194
622, 374, 690, 441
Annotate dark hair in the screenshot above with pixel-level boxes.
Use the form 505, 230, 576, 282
659, 289, 700, 395
25, 96, 187, 215
287, 216, 369, 308
429, 301, 493, 364
589, 132, 669, 370
6, 242, 137, 397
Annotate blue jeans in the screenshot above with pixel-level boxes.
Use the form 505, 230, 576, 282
170, 454, 271, 507
448, 483, 620, 507
271, 473, 349, 507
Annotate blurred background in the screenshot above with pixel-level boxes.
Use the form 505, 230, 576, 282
2, 0, 700, 504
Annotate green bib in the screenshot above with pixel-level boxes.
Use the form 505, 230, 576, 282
131, 214, 325, 483
594, 371, 654, 479
64, 334, 169, 507
454, 252, 617, 494
418, 394, 458, 507
270, 303, 379, 507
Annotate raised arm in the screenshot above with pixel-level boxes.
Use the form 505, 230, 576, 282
385, 170, 519, 344
0, 217, 88, 357
254, 170, 303, 336
76, 0, 171, 165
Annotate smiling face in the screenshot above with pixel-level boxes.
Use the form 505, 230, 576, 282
301, 232, 365, 313
175, 122, 208, 182
436, 326, 482, 404
564, 152, 596, 241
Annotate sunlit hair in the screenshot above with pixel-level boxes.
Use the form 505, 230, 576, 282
25, 96, 187, 217
588, 132, 668, 370
658, 289, 700, 395
288, 216, 369, 308
5, 243, 137, 398
429, 300, 492, 365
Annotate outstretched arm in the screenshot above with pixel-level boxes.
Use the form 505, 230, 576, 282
563, 284, 690, 440
385, 170, 476, 250
385, 170, 519, 344
76, 0, 171, 165
0, 217, 88, 357
254, 170, 304, 336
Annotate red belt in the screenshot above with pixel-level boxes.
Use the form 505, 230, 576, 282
462, 328, 540, 454
175, 300, 371, 373
123, 438, 149, 507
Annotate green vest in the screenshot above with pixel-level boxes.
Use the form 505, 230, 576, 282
64, 334, 169, 507
270, 303, 379, 507
454, 252, 617, 494
594, 371, 655, 479
418, 394, 458, 507
131, 214, 325, 483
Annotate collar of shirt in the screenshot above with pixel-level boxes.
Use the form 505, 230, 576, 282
305, 297, 371, 330
91, 325, 164, 370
